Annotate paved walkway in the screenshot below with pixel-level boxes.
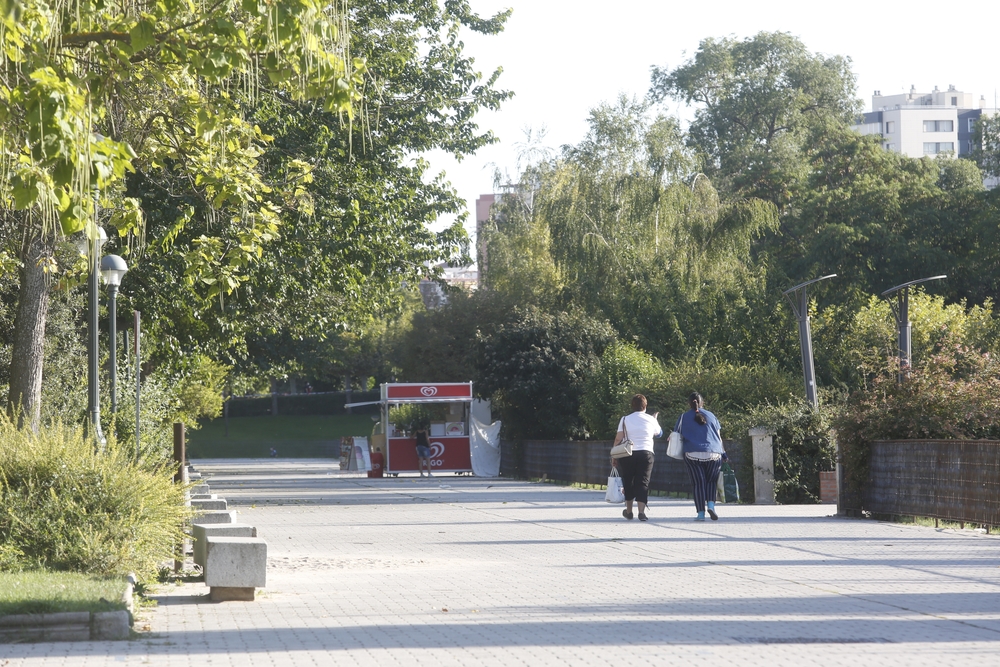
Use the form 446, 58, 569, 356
4, 459, 1000, 665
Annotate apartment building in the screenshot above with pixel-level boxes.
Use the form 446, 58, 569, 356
852, 85, 996, 158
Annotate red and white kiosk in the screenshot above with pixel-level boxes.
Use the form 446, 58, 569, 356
379, 382, 475, 475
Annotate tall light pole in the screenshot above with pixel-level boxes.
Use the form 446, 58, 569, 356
76, 226, 108, 444
783, 274, 836, 409
881, 275, 947, 383
100, 255, 128, 415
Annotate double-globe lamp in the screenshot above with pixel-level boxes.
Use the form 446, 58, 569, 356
75, 226, 128, 442
100, 254, 128, 415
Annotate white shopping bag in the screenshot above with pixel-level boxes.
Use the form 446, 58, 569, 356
605, 468, 625, 504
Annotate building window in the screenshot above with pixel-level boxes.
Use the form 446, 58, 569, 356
923, 142, 955, 155
886, 143, 896, 152
969, 118, 977, 133
923, 120, 954, 132
885, 121, 895, 133
951, 96, 958, 106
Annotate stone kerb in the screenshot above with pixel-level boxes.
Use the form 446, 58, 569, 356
0, 574, 134, 642
205, 536, 268, 602
193, 523, 257, 568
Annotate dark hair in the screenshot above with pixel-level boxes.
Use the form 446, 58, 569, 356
688, 392, 707, 425
630, 394, 647, 413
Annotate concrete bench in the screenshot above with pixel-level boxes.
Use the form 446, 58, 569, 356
192, 523, 257, 569
191, 498, 227, 511
191, 483, 211, 495
192, 510, 237, 525
190, 493, 217, 501
205, 536, 267, 601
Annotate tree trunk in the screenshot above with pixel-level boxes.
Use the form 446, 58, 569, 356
8, 234, 54, 431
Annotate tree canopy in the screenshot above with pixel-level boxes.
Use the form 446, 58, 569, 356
650, 31, 859, 209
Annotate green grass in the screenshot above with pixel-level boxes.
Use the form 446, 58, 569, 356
187, 414, 379, 458
0, 571, 128, 616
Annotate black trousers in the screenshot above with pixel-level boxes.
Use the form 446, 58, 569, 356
619, 450, 654, 504
684, 457, 722, 513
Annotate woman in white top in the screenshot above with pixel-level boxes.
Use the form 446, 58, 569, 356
611, 394, 662, 521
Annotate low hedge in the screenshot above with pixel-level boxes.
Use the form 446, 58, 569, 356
0, 418, 190, 580
225, 390, 380, 417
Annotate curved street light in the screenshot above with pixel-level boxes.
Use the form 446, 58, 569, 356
881, 275, 947, 383
783, 274, 837, 409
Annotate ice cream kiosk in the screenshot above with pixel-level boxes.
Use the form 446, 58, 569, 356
377, 382, 475, 475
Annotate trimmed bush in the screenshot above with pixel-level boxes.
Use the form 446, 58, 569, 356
644, 357, 800, 426
0, 418, 189, 579
729, 399, 835, 504
580, 342, 662, 438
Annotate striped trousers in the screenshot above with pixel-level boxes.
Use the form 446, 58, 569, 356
684, 457, 722, 513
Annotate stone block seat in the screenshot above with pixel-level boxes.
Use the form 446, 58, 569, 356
193, 523, 257, 569
191, 510, 237, 525
205, 536, 267, 602
191, 498, 227, 511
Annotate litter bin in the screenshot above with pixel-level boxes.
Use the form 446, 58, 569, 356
368, 450, 384, 478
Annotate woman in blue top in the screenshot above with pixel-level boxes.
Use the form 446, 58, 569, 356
674, 392, 728, 521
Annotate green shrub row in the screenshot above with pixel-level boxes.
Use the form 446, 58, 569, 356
0, 417, 189, 580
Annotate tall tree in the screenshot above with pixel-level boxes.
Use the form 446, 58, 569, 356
120, 0, 512, 382
649, 31, 859, 209
971, 113, 1000, 179
0, 0, 360, 429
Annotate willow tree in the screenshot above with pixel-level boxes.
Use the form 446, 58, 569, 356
0, 0, 362, 428
484, 96, 778, 360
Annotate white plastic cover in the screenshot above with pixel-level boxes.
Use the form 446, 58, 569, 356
470, 418, 502, 477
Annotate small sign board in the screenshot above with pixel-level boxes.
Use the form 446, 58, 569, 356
384, 383, 473, 401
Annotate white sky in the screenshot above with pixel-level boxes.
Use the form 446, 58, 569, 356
420, 0, 1000, 256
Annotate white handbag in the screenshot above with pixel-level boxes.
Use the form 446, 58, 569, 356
667, 430, 683, 459
609, 419, 633, 459
605, 468, 625, 503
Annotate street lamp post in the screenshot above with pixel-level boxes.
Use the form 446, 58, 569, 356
76, 226, 108, 445
100, 255, 129, 415
881, 275, 947, 383
783, 274, 836, 409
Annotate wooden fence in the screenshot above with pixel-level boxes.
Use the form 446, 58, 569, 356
500, 439, 747, 497
842, 440, 1000, 525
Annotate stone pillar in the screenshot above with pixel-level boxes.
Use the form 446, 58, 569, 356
749, 427, 775, 504
819, 471, 838, 504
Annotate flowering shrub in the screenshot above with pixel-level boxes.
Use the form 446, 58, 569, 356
833, 340, 1000, 497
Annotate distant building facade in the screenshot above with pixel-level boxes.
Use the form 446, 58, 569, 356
852, 84, 997, 159
418, 264, 479, 310
475, 193, 500, 279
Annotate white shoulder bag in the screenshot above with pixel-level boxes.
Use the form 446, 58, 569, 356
667, 426, 684, 459
609, 418, 633, 459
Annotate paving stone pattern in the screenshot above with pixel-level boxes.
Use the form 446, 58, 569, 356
4, 459, 999, 665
